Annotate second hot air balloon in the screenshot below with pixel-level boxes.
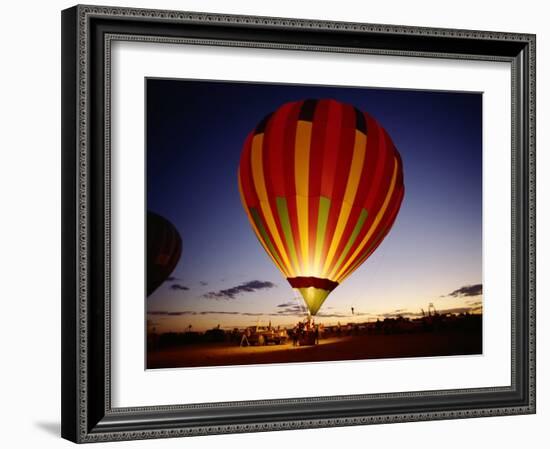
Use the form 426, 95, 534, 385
147, 211, 182, 297
238, 99, 404, 315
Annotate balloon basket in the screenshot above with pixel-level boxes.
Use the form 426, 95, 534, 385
298, 332, 317, 346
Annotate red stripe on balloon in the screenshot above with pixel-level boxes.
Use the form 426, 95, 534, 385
282, 101, 303, 266
318, 101, 345, 263
265, 102, 295, 197
319, 100, 344, 198
307, 100, 329, 199
238, 132, 259, 208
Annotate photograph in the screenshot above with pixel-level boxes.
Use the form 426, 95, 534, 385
145, 79, 483, 369
57, 3, 536, 443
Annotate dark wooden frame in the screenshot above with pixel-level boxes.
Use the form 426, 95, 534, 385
61, 4, 536, 443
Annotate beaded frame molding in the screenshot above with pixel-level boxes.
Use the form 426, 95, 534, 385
61, 4, 536, 443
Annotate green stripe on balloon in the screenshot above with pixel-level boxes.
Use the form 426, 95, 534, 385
314, 196, 331, 263
275, 197, 300, 273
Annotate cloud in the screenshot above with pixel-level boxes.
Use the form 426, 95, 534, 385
276, 305, 305, 316
384, 309, 422, 318
148, 310, 196, 316
170, 284, 190, 291
316, 312, 354, 319
149, 310, 274, 317
149, 310, 249, 316
438, 307, 479, 315
446, 284, 482, 298
277, 301, 295, 308
166, 276, 179, 281
199, 311, 239, 315
199, 281, 209, 286
204, 280, 276, 300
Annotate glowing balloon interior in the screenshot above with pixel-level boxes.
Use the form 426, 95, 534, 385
238, 99, 404, 315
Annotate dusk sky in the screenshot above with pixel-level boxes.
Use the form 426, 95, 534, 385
146, 78, 483, 333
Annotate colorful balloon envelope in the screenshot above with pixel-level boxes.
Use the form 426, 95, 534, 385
238, 99, 404, 315
147, 211, 182, 297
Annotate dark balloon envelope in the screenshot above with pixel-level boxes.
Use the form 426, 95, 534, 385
238, 99, 404, 315
147, 211, 182, 297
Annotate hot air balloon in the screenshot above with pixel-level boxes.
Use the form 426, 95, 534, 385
238, 99, 404, 316
147, 211, 182, 297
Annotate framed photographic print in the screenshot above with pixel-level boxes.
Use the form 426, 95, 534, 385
61, 4, 536, 443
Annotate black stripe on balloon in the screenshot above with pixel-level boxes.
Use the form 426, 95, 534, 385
298, 99, 318, 121
355, 108, 367, 134
254, 112, 274, 135
287, 276, 339, 292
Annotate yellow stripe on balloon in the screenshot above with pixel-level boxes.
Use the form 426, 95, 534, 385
251, 134, 296, 277
295, 120, 312, 273
237, 170, 289, 277
332, 156, 398, 281
321, 130, 367, 278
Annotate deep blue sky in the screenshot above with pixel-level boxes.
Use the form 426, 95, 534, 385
146, 78, 482, 332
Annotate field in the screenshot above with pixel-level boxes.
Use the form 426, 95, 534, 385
147, 327, 482, 369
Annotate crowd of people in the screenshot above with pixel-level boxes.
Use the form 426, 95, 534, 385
290, 318, 322, 346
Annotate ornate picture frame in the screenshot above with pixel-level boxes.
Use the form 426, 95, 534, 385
61, 4, 535, 443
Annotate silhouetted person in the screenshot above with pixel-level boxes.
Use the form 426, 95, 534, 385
240, 328, 250, 347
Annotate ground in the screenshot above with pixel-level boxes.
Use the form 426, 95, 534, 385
147, 329, 482, 369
